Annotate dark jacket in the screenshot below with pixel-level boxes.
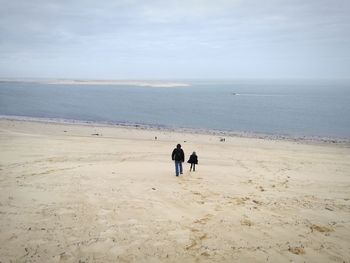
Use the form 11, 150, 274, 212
172, 148, 185, 162
187, 154, 198, 164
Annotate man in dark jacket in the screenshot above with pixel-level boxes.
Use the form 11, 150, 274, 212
171, 144, 185, 176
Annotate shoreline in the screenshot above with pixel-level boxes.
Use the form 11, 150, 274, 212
1, 115, 349, 145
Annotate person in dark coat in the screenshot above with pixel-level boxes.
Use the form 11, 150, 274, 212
171, 144, 185, 176
187, 151, 198, 172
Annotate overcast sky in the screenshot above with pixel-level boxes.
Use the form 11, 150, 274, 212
0, 0, 349, 79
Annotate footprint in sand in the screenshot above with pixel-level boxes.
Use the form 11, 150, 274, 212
240, 218, 254, 226
310, 224, 334, 233
186, 228, 209, 251
288, 245, 305, 255
185, 240, 198, 250
258, 186, 265, 192
193, 214, 213, 225
186, 214, 213, 250
225, 196, 250, 205
252, 199, 263, 205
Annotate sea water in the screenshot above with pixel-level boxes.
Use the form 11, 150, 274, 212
0, 79, 349, 139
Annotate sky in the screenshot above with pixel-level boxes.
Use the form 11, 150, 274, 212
0, 0, 349, 79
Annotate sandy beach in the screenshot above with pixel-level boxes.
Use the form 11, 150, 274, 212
0, 119, 349, 262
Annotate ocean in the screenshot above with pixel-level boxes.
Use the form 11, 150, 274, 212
0, 79, 349, 140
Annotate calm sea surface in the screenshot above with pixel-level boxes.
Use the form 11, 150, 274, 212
0, 80, 349, 139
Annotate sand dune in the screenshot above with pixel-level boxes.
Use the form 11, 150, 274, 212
0, 119, 349, 262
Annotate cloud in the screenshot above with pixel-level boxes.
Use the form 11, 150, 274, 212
0, 0, 349, 78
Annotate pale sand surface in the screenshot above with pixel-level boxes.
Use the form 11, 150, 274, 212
0, 119, 349, 262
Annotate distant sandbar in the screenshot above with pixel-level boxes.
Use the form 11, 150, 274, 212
0, 79, 191, 88
46, 79, 191, 88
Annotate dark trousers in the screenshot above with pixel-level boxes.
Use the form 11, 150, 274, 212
190, 163, 196, 171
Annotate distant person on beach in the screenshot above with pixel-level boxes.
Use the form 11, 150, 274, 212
188, 152, 198, 172
171, 144, 185, 176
